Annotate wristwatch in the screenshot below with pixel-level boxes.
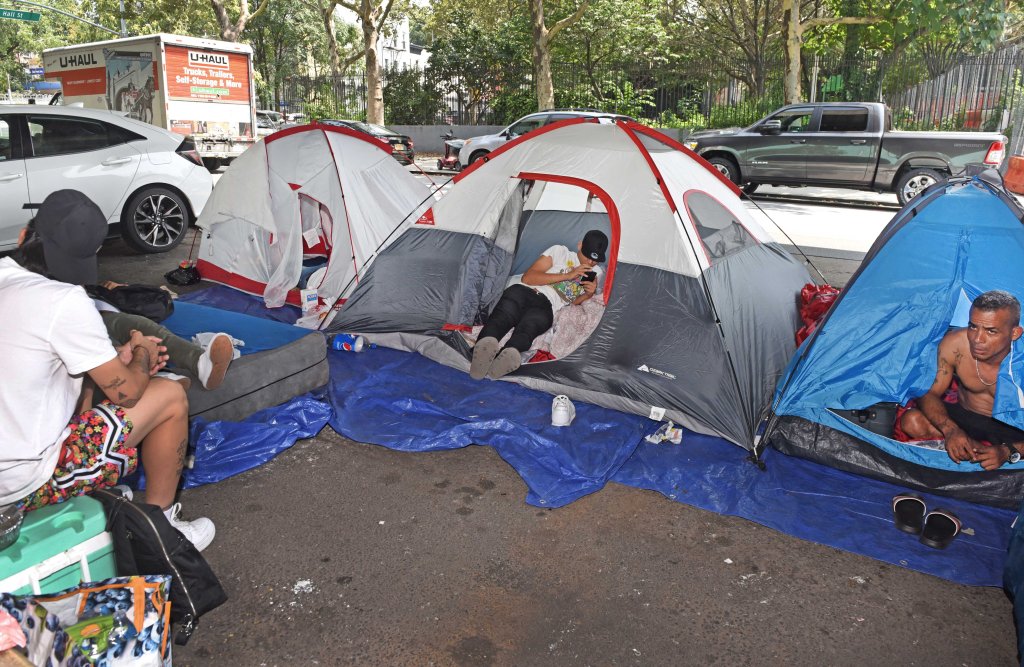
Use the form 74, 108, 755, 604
1005, 444, 1021, 465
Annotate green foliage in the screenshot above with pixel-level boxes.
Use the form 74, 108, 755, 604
383, 66, 444, 124
426, 5, 531, 122
556, 80, 655, 118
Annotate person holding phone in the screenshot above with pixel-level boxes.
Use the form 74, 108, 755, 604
470, 230, 609, 380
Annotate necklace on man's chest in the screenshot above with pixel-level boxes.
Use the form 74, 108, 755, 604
975, 357, 997, 387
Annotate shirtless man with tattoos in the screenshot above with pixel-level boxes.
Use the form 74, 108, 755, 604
0, 190, 215, 550
900, 290, 1024, 471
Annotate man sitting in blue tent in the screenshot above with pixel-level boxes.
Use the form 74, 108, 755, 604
901, 290, 1024, 470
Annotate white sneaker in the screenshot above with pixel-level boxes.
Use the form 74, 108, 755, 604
196, 333, 234, 390
165, 503, 216, 552
111, 485, 134, 501
551, 395, 576, 427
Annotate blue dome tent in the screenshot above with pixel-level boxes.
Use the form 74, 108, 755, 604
764, 172, 1024, 508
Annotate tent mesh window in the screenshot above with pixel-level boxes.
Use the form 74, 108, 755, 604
684, 191, 757, 260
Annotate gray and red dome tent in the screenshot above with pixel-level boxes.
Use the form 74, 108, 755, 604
329, 119, 811, 447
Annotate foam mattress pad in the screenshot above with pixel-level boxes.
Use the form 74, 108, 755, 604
161, 302, 328, 422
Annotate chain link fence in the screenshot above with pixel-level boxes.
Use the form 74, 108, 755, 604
271, 47, 1023, 151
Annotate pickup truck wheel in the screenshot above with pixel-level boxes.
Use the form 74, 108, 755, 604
708, 157, 741, 185
896, 168, 945, 206
121, 187, 189, 254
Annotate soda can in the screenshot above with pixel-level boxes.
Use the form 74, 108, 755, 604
331, 333, 365, 352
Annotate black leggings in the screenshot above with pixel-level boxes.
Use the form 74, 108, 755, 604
479, 284, 554, 353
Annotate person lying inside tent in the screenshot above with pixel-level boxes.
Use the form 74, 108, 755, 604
470, 230, 609, 380
900, 290, 1024, 471
0, 190, 215, 550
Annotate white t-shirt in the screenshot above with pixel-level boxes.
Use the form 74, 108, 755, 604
0, 257, 117, 505
510, 245, 604, 313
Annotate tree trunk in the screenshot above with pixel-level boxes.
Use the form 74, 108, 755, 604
363, 22, 384, 124
530, 0, 554, 111
323, 5, 342, 78
209, 0, 269, 42
782, 0, 803, 103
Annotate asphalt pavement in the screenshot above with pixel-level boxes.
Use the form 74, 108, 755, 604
130, 164, 1015, 666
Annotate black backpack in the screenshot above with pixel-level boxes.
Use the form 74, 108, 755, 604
85, 284, 175, 322
94, 489, 228, 645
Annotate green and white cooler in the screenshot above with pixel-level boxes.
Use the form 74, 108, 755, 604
0, 496, 116, 595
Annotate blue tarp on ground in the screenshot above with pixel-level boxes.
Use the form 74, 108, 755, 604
177, 285, 1016, 586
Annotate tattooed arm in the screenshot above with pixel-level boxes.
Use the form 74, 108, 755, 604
918, 333, 975, 463
86, 331, 163, 408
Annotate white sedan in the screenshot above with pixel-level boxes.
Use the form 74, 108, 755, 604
0, 105, 213, 253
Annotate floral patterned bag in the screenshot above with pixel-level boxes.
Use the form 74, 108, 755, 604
0, 575, 172, 666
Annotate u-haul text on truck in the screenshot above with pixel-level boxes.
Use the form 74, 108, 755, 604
43, 33, 256, 170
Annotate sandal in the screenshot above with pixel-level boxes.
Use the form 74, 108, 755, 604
892, 494, 927, 535
919, 509, 961, 549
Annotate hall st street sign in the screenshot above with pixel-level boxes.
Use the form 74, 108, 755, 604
0, 7, 41, 21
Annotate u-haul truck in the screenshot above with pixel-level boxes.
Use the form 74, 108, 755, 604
43, 33, 256, 170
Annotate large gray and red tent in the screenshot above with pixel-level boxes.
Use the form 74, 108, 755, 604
329, 119, 811, 447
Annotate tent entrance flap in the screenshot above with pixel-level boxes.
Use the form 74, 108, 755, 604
516, 173, 620, 304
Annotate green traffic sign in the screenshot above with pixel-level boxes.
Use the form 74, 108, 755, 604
0, 7, 41, 21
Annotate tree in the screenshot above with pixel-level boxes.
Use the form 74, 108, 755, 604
553, 0, 668, 97
529, 0, 590, 110
426, 6, 530, 123
337, 0, 400, 124
783, 0, 1010, 103
209, 0, 271, 41
300, 1, 365, 77
247, 2, 328, 108
781, 0, 880, 102
671, 0, 783, 98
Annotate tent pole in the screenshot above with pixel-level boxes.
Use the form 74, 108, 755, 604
743, 196, 828, 284
317, 179, 455, 331
672, 208, 753, 449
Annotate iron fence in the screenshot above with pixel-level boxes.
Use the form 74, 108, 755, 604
271, 47, 1023, 150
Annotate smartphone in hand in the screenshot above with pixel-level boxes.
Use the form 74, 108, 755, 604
581, 271, 597, 283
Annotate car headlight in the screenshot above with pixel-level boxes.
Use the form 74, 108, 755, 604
684, 141, 699, 151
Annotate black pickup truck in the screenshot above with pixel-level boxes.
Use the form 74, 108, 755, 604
685, 102, 1008, 205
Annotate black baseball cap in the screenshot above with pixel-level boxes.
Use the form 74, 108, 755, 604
33, 190, 107, 285
581, 230, 609, 263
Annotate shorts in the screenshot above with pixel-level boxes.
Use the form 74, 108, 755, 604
18, 402, 137, 512
946, 401, 1024, 446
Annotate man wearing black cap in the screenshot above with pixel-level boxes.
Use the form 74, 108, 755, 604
470, 229, 609, 380
0, 190, 215, 551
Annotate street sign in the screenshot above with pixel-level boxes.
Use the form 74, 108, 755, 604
0, 7, 41, 22
27, 66, 44, 76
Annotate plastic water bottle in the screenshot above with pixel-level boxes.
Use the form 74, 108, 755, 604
331, 333, 366, 352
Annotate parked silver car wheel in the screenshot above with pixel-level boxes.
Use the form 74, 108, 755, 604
896, 168, 945, 206
121, 187, 189, 253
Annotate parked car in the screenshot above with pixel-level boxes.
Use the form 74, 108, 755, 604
320, 119, 415, 164
684, 102, 1008, 205
0, 105, 213, 253
256, 110, 282, 138
458, 109, 634, 168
